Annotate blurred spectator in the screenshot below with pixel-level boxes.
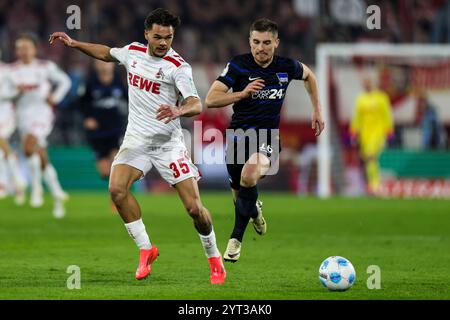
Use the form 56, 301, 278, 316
431, 0, 450, 43
293, 0, 319, 17
0, 0, 449, 152
416, 93, 446, 150
2, 0, 450, 66
329, 0, 365, 26
296, 143, 318, 195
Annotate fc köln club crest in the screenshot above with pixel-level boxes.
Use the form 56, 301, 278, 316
155, 68, 165, 80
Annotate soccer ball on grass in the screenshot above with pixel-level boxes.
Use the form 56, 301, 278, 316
318, 256, 356, 291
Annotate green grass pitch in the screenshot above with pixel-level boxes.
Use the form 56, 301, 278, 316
0, 192, 449, 300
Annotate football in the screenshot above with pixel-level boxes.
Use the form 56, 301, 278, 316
319, 256, 356, 291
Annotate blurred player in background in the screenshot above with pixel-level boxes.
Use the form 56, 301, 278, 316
415, 91, 445, 150
6, 34, 71, 218
205, 18, 324, 262
350, 77, 394, 195
80, 60, 127, 180
49, 8, 226, 284
0, 51, 26, 203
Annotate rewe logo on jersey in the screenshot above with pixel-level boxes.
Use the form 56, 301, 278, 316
16, 83, 40, 92
128, 72, 161, 94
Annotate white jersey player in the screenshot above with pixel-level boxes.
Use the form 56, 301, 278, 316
0, 64, 16, 142
0, 60, 26, 203
50, 8, 226, 285
5, 34, 71, 217
109, 43, 200, 181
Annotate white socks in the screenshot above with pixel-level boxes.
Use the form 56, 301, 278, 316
27, 154, 42, 194
199, 228, 221, 258
124, 219, 152, 250
7, 154, 26, 189
0, 151, 7, 192
43, 163, 64, 197
125, 220, 220, 257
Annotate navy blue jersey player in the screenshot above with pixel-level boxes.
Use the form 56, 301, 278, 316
80, 60, 127, 179
205, 18, 325, 262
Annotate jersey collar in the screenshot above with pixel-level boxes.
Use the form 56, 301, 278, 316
148, 48, 175, 61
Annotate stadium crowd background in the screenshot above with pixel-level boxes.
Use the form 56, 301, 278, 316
2, 0, 450, 66
2, 0, 449, 141
0, 0, 449, 193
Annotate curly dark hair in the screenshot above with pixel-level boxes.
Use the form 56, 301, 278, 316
144, 8, 181, 30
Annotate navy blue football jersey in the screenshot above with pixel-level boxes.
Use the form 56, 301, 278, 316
217, 53, 304, 130
80, 73, 128, 139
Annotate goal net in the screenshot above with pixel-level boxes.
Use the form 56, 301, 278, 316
316, 44, 450, 198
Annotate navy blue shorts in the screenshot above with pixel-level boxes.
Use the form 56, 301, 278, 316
88, 135, 122, 160
225, 129, 281, 190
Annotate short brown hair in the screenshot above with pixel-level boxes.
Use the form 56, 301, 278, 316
250, 18, 278, 37
16, 32, 38, 47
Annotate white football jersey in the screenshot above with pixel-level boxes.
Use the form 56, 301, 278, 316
5, 59, 71, 112
0, 63, 15, 138
110, 42, 199, 146
0, 63, 13, 109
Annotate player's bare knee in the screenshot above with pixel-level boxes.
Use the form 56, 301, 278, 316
0, 140, 10, 156
23, 143, 35, 157
186, 200, 202, 219
22, 135, 37, 155
23, 149, 34, 158
40, 156, 49, 169
240, 173, 258, 188
109, 184, 128, 204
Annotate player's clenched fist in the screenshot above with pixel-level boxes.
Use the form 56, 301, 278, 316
156, 104, 182, 124
49, 32, 76, 47
240, 79, 265, 99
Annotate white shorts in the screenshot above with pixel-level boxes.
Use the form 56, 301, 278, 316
112, 134, 200, 186
0, 103, 16, 139
17, 106, 54, 148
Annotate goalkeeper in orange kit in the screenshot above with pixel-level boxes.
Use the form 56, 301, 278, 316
350, 78, 394, 195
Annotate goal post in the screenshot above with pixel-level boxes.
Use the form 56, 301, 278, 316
316, 43, 450, 198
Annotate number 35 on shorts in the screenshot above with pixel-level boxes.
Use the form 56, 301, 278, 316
169, 158, 191, 178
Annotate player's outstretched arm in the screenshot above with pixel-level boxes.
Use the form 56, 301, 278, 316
156, 96, 202, 124
205, 79, 265, 108
47, 62, 71, 107
302, 63, 325, 136
0, 72, 20, 102
49, 32, 117, 62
